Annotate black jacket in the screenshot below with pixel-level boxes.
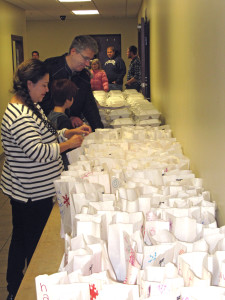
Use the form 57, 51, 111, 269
40, 53, 103, 131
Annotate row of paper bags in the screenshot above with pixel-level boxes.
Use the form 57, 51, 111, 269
36, 126, 224, 299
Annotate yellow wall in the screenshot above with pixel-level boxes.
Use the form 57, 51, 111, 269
139, 0, 225, 225
0, 0, 27, 153
26, 18, 138, 68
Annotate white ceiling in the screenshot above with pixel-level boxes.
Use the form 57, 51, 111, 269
5, 0, 142, 21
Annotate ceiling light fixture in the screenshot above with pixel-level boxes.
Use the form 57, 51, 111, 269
59, 0, 91, 2
72, 10, 99, 15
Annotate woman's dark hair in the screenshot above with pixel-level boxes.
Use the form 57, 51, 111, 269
13, 59, 57, 135
51, 79, 78, 107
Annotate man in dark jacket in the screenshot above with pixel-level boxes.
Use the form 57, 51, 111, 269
104, 46, 126, 91
40, 35, 104, 131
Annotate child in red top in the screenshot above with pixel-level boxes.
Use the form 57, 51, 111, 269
90, 59, 109, 92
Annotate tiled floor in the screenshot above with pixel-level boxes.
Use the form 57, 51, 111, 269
0, 154, 12, 300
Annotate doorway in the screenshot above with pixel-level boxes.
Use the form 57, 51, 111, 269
11, 35, 24, 72
138, 17, 150, 100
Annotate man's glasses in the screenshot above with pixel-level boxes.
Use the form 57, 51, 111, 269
78, 52, 92, 62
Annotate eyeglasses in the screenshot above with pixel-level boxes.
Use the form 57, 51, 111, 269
78, 52, 92, 62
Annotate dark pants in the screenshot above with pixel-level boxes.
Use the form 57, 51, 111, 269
125, 83, 141, 92
7, 197, 53, 296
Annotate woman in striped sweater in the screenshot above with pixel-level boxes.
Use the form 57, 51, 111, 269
0, 59, 91, 300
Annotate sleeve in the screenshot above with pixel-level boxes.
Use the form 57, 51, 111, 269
102, 71, 109, 92
70, 73, 104, 131
115, 58, 127, 84
82, 88, 104, 131
10, 115, 60, 163
57, 115, 73, 130
133, 60, 141, 82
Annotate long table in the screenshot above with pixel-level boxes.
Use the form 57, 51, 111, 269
15, 203, 64, 300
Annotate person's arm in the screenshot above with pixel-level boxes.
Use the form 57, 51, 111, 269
11, 114, 84, 163
102, 71, 109, 92
126, 58, 141, 86
70, 116, 84, 128
56, 114, 73, 130
59, 135, 83, 153
126, 77, 137, 86
64, 124, 92, 139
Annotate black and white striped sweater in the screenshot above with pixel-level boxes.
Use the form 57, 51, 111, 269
0, 103, 67, 202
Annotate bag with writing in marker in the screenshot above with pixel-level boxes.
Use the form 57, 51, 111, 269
177, 252, 211, 287
142, 244, 175, 269
108, 224, 133, 282
54, 180, 74, 236
35, 273, 90, 300
138, 263, 183, 299
59, 234, 116, 280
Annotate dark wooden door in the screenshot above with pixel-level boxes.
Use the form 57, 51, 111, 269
138, 17, 150, 100
91, 34, 122, 66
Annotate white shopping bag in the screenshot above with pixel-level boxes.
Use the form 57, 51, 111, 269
54, 180, 74, 235
144, 220, 170, 245
59, 234, 116, 280
180, 286, 225, 300
178, 252, 211, 287
143, 244, 175, 269
35, 273, 90, 300
211, 251, 225, 286
166, 213, 197, 242
112, 211, 143, 233
108, 224, 133, 282
97, 283, 139, 300
67, 146, 84, 164
72, 193, 98, 215
75, 214, 102, 239
149, 230, 177, 245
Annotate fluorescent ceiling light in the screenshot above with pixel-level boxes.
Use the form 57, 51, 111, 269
59, 0, 91, 2
72, 10, 99, 15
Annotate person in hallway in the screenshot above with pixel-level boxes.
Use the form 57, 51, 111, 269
48, 78, 89, 170
32, 50, 39, 59
103, 46, 126, 91
125, 45, 141, 92
40, 35, 104, 131
0, 59, 91, 300
90, 58, 109, 92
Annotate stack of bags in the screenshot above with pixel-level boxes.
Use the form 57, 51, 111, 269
35, 126, 225, 300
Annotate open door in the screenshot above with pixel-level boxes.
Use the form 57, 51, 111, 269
138, 17, 150, 100
11, 35, 24, 72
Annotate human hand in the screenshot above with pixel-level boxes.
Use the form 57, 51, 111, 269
70, 116, 83, 128
77, 124, 92, 135
68, 134, 84, 149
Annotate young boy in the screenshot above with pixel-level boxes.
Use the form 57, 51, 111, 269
48, 79, 78, 130
48, 79, 78, 169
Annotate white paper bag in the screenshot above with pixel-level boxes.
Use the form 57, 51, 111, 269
108, 224, 133, 282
